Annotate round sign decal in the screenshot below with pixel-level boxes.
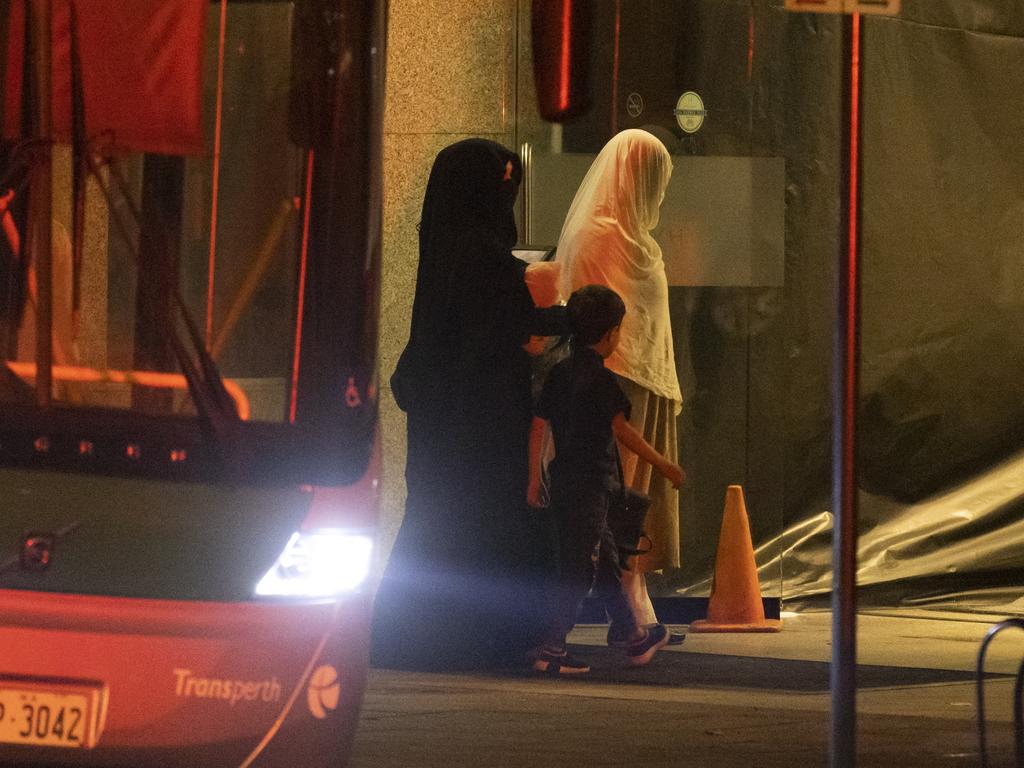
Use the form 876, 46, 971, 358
626, 92, 644, 118
674, 91, 706, 134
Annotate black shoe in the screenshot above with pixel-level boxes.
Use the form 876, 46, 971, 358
612, 623, 684, 648
626, 623, 669, 666
530, 648, 591, 675
606, 622, 632, 648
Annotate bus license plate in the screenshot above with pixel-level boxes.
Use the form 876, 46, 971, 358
0, 681, 104, 749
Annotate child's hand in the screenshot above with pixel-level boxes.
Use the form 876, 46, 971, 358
660, 461, 685, 489
527, 477, 549, 508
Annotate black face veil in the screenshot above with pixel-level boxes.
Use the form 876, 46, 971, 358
406, 139, 523, 355
419, 139, 522, 255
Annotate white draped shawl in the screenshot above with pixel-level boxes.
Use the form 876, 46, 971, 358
555, 129, 682, 407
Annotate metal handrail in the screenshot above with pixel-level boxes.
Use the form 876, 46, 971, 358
976, 618, 1024, 768
519, 142, 533, 243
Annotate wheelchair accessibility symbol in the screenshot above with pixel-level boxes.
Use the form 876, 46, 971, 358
345, 377, 362, 408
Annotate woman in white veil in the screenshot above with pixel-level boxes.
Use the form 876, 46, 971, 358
555, 129, 682, 637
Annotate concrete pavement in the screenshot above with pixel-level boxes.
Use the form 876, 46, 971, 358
349, 611, 1024, 767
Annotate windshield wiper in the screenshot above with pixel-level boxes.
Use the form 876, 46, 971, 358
91, 154, 242, 457
64, 11, 240, 460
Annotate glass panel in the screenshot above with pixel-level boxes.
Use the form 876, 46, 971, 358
515, 0, 842, 603
520, 1, 1024, 616
1, 2, 301, 425
850, 4, 1024, 614
183, 1, 302, 424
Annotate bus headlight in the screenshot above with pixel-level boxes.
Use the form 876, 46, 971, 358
255, 529, 374, 598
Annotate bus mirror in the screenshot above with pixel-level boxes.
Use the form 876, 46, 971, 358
531, 0, 593, 122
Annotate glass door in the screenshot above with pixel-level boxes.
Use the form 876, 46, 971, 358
517, 0, 1024, 618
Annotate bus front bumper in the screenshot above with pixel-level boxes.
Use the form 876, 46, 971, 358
0, 588, 373, 767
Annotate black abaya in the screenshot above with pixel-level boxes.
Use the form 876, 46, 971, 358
372, 140, 564, 670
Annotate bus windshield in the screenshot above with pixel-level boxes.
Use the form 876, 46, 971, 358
2, 2, 298, 423
0, 1, 382, 485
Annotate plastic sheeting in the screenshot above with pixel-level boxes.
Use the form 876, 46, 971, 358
681, 447, 1024, 614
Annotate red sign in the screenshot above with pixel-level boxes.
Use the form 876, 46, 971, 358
4, 1, 207, 156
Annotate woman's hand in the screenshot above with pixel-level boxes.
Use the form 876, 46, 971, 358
524, 261, 563, 308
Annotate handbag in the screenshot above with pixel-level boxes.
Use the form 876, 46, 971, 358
606, 444, 653, 566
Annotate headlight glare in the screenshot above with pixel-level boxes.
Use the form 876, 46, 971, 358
255, 529, 373, 598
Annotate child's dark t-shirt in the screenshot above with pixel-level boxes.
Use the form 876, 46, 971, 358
535, 347, 631, 488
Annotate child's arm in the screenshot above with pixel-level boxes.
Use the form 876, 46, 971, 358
527, 416, 550, 507
612, 412, 685, 488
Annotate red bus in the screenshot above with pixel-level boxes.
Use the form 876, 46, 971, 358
0, 1, 384, 765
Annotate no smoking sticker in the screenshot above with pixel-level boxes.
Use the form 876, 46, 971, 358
626, 92, 644, 118
674, 91, 706, 134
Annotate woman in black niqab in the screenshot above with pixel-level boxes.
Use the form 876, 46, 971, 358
372, 139, 563, 671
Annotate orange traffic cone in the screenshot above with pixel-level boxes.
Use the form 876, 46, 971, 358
689, 485, 782, 633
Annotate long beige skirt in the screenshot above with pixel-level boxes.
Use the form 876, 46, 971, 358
614, 375, 681, 572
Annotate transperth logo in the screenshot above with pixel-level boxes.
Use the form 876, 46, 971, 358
173, 669, 282, 706
307, 665, 341, 719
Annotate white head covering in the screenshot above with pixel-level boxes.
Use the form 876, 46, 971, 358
555, 129, 681, 406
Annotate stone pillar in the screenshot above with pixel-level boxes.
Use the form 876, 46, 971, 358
378, 0, 519, 563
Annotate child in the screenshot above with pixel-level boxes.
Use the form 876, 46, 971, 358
526, 285, 685, 674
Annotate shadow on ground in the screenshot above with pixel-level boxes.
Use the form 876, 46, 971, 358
506, 647, 1005, 691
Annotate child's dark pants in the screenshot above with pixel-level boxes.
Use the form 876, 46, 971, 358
539, 478, 638, 650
